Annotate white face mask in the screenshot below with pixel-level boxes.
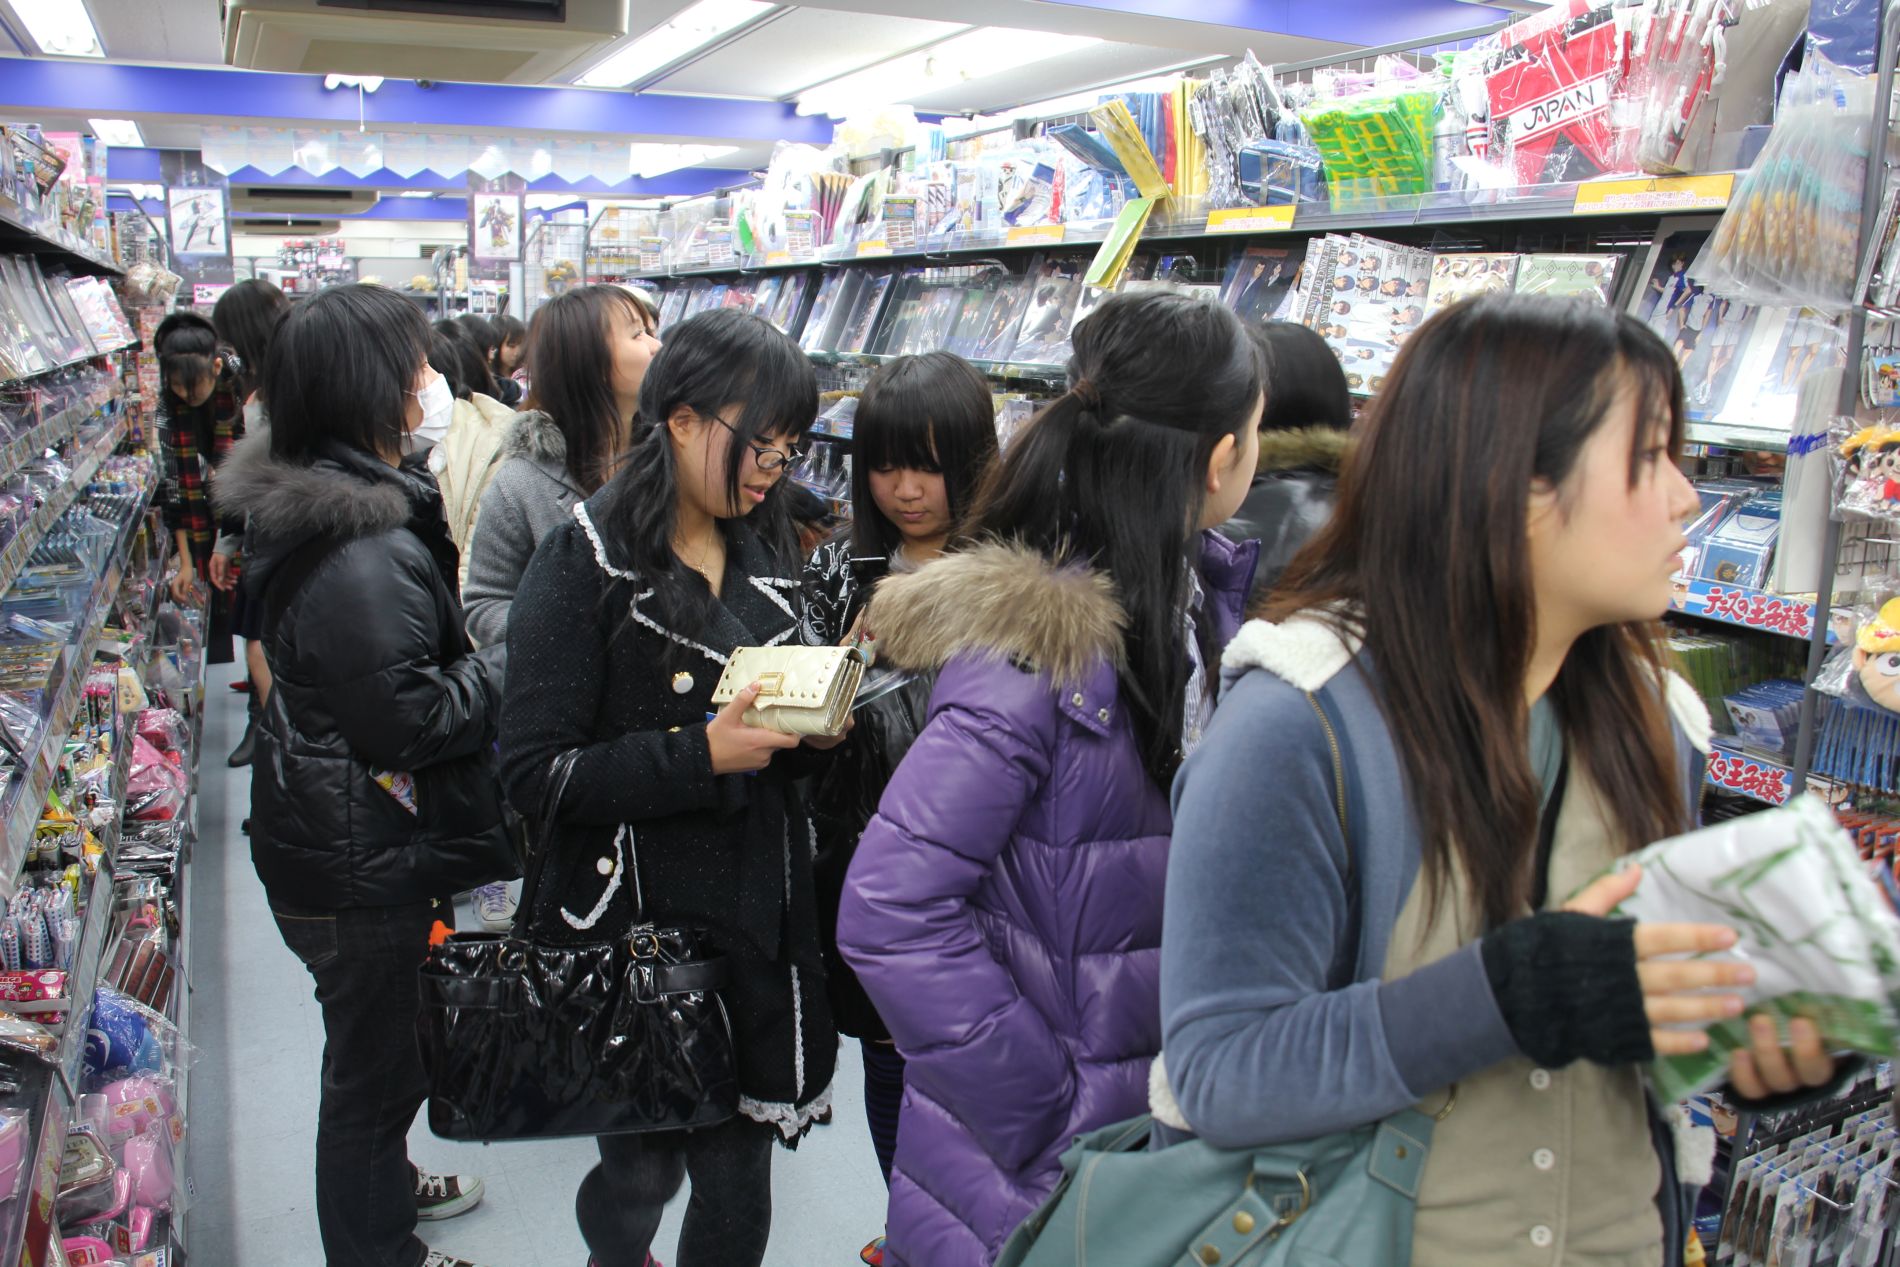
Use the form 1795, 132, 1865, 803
243, 397, 264, 428
405, 372, 454, 452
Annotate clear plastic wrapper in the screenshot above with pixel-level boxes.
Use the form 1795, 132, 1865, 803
1697, 62, 1879, 312
83, 990, 196, 1083
1607, 794, 1900, 1102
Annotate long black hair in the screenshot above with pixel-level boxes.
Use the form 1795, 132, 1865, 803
266, 284, 430, 464
153, 311, 223, 399
595, 308, 817, 658
1255, 322, 1351, 433
491, 313, 526, 376
522, 284, 647, 493
1268, 295, 1688, 930
852, 351, 999, 559
211, 279, 290, 401
967, 291, 1265, 787
431, 319, 498, 400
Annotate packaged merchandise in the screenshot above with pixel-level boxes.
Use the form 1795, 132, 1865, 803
1609, 795, 1900, 1103
1513, 253, 1622, 303
1423, 253, 1521, 313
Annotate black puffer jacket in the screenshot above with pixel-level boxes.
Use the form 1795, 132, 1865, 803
215, 433, 517, 909
1218, 425, 1353, 601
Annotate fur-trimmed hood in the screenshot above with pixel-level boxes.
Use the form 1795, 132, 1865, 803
214, 430, 445, 600
213, 430, 411, 543
501, 409, 567, 466
864, 541, 1127, 685
1255, 425, 1351, 478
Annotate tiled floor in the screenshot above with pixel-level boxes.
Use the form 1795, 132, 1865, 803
187, 682, 889, 1266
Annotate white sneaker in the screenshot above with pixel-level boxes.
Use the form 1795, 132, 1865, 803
422, 1252, 489, 1267
415, 1169, 484, 1221
472, 883, 517, 932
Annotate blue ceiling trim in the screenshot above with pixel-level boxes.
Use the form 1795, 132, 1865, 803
231, 198, 473, 222
0, 60, 833, 145
104, 150, 752, 197
1029, 0, 1509, 42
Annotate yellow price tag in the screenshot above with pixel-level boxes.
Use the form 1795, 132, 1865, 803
1573, 173, 1734, 215
855, 241, 893, 258
1007, 225, 1067, 246
1206, 206, 1298, 234
765, 251, 791, 266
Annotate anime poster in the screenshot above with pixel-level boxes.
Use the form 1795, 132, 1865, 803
167, 186, 228, 258
470, 193, 522, 262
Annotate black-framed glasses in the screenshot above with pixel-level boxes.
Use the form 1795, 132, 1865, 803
715, 416, 809, 473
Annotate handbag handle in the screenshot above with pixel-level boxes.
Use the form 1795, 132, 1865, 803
509, 749, 581, 938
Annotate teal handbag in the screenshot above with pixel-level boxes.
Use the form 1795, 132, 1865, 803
993, 1104, 1437, 1267
997, 690, 1434, 1267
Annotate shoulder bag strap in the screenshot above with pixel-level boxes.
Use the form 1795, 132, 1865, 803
509, 749, 582, 938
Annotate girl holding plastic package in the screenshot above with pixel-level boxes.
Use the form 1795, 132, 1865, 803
838, 292, 1263, 1267
1157, 294, 1836, 1267
500, 309, 843, 1267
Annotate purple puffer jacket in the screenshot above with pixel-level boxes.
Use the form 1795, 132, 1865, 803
839, 533, 1257, 1267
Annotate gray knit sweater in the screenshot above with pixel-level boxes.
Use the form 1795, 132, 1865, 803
461, 411, 588, 649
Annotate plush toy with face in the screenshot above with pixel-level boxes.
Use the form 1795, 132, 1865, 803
1855, 598, 1900, 713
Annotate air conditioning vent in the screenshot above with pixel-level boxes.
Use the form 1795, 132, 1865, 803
223, 0, 627, 83
230, 186, 380, 216
233, 218, 343, 235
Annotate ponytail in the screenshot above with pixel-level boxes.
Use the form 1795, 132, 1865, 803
964, 292, 1265, 787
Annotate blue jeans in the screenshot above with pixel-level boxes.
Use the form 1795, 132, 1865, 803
272, 898, 443, 1267
577, 1116, 775, 1267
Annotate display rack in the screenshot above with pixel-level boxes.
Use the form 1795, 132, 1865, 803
0, 447, 162, 1267
523, 218, 586, 316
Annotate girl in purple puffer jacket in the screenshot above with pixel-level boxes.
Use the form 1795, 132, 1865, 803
838, 292, 1266, 1267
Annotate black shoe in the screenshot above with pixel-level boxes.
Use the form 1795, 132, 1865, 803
227, 724, 254, 768
241, 818, 251, 836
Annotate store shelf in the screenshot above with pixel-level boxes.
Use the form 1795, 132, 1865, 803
630, 175, 1739, 281
1669, 578, 1841, 645
0, 465, 149, 884
0, 406, 129, 615
0, 343, 136, 394
0, 481, 152, 1267
0, 198, 123, 278
1706, 740, 1812, 806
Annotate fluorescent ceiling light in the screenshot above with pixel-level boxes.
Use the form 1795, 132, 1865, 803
397, 191, 436, 198
577, 0, 776, 88
945, 58, 1229, 135
86, 118, 143, 148
628, 142, 738, 179
322, 74, 384, 92
797, 28, 1103, 119
11, 0, 104, 57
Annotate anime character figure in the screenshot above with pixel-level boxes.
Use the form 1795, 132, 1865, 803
1855, 597, 1900, 713
480, 199, 516, 253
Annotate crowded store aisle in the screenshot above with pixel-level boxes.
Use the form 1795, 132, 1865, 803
185, 682, 888, 1266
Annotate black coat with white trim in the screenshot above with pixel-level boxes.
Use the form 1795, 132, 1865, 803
499, 484, 837, 1142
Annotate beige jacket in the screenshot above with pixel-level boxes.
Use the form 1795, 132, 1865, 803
427, 391, 517, 592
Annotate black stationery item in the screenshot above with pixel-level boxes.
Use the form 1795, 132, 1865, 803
418, 751, 739, 1141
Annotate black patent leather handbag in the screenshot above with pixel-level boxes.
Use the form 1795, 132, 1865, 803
417, 752, 739, 1141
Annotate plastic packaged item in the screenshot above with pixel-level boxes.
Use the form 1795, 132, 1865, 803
1608, 795, 1900, 1102
84, 990, 166, 1078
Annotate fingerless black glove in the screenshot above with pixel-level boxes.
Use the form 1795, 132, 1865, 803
1480, 911, 1654, 1069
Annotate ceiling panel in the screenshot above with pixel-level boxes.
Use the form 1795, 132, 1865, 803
904, 40, 1218, 114
86, 0, 224, 65
655, 9, 968, 98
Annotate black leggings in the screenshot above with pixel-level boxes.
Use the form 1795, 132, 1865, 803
576, 1116, 775, 1267
861, 1038, 906, 1187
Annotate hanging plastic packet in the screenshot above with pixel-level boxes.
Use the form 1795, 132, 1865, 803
1606, 795, 1900, 1103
